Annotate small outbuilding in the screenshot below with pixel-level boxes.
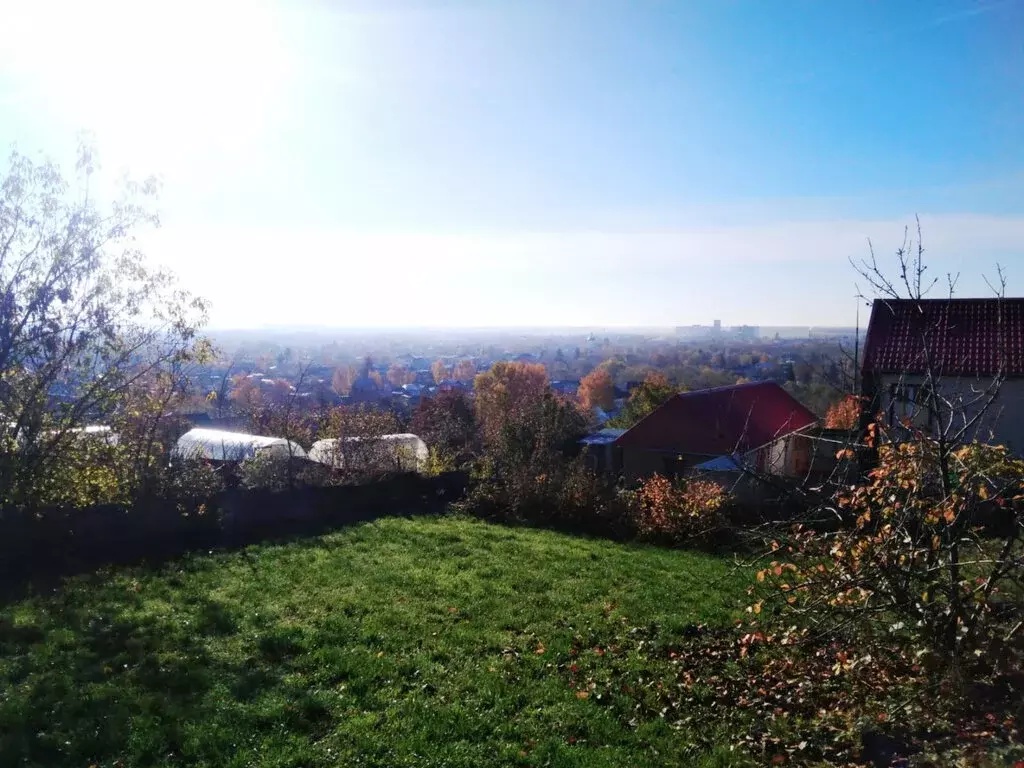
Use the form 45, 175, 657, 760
614, 381, 817, 481
579, 427, 626, 473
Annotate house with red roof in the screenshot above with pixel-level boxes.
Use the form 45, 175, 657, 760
613, 381, 818, 482
861, 297, 1024, 452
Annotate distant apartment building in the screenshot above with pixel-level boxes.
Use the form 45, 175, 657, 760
808, 326, 861, 340
759, 326, 812, 340
676, 322, 760, 342
675, 325, 710, 340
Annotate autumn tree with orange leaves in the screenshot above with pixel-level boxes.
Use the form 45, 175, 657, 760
473, 361, 550, 445
229, 374, 263, 411
823, 395, 860, 429
387, 364, 413, 388
578, 368, 615, 412
469, 361, 591, 522
756, 433, 1024, 669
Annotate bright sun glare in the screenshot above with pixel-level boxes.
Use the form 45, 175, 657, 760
1, 0, 287, 173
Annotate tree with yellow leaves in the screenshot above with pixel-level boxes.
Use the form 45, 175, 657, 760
388, 364, 411, 388
431, 359, 450, 385
452, 359, 477, 383
331, 366, 355, 396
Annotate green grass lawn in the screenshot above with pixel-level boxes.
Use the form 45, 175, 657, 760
0, 515, 752, 768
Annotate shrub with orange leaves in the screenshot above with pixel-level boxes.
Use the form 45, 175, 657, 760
632, 473, 730, 543
755, 421, 1024, 673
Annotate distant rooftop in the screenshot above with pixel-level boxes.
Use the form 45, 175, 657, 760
615, 381, 816, 456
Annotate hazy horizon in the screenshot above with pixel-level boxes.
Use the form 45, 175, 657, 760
206, 322, 862, 335
2, 0, 1022, 329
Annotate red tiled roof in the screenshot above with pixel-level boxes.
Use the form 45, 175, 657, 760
862, 298, 1024, 377
614, 381, 817, 456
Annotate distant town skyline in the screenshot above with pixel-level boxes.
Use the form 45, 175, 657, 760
1, 0, 1022, 328
206, 321, 863, 335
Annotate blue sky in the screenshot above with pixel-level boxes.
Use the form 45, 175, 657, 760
1, 0, 1022, 328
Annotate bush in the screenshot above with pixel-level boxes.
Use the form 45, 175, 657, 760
466, 455, 630, 537
22, 433, 133, 509
755, 431, 1024, 676
467, 386, 590, 519
630, 474, 730, 544
158, 458, 225, 508
422, 447, 459, 477
547, 456, 624, 532
411, 390, 477, 468
238, 454, 298, 492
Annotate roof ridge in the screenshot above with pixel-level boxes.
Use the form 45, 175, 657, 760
615, 380, 816, 455
674, 380, 779, 398
873, 297, 1024, 305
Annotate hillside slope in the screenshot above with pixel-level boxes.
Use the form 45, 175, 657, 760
0, 515, 750, 768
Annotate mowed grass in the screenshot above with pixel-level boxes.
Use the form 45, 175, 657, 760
0, 515, 751, 768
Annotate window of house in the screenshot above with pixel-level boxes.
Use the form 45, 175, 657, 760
888, 383, 919, 427
888, 382, 937, 430
662, 456, 686, 478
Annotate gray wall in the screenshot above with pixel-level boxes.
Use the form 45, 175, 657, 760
621, 433, 808, 483
875, 374, 1024, 453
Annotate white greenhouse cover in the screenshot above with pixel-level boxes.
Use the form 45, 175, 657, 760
308, 433, 428, 472
69, 425, 118, 443
25, 425, 119, 446
173, 428, 307, 462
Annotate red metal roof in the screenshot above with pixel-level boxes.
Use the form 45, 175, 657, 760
614, 381, 817, 456
862, 298, 1024, 377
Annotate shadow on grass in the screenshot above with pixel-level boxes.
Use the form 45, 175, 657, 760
0, 587, 338, 766
465, 505, 761, 560
0, 473, 467, 608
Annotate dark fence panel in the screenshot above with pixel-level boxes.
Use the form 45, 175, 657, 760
0, 472, 468, 590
